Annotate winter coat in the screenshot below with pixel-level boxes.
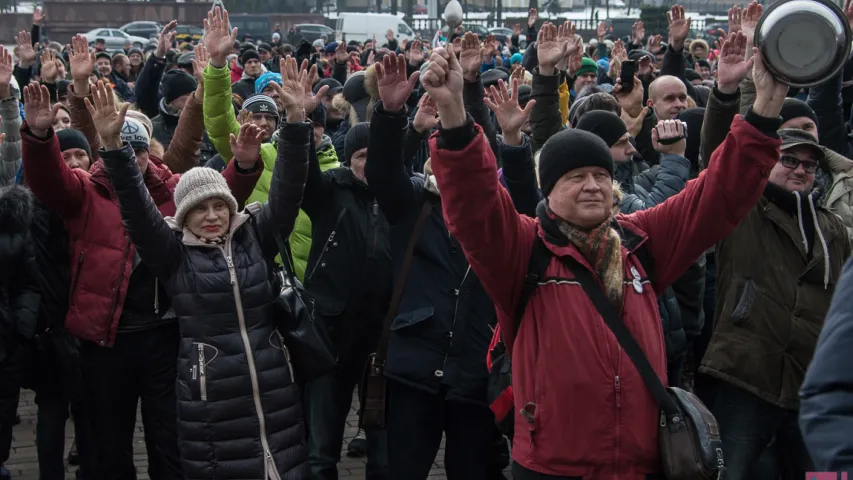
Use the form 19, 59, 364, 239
364, 105, 498, 404
134, 54, 167, 120
0, 96, 22, 186
107, 71, 135, 103
204, 64, 278, 205
231, 76, 257, 103
799, 258, 853, 472
0, 186, 40, 363
67, 84, 102, 162
101, 121, 312, 479
429, 111, 781, 478
301, 139, 392, 362
152, 97, 218, 169
289, 137, 339, 281
21, 124, 259, 346
700, 184, 849, 410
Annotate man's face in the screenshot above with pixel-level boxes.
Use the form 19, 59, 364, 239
610, 133, 636, 162
648, 76, 688, 120
170, 92, 192, 111
548, 166, 614, 229
323, 95, 343, 122
262, 85, 286, 113
130, 53, 143, 67
350, 147, 368, 183
575, 72, 597, 92
259, 50, 271, 63
116, 58, 130, 76
313, 123, 325, 148
61, 148, 90, 171
698, 66, 711, 80
244, 59, 262, 77
769, 146, 818, 193
250, 113, 278, 140
781, 117, 818, 140
96, 57, 112, 76
95, 41, 106, 52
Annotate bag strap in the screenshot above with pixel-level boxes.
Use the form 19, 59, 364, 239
512, 235, 553, 334
558, 255, 679, 416
273, 232, 298, 284
374, 200, 434, 364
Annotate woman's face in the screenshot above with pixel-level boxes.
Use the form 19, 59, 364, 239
186, 197, 231, 241
53, 108, 71, 131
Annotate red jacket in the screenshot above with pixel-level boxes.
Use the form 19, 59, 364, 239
21, 123, 261, 346
429, 115, 779, 478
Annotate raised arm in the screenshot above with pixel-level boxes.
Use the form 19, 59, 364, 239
163, 45, 208, 174
21, 84, 87, 217
135, 22, 176, 119
365, 53, 424, 224
458, 33, 500, 163
68, 35, 102, 160
529, 22, 577, 153
203, 7, 241, 163
89, 81, 182, 280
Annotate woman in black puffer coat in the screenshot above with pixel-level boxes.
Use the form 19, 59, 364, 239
93, 76, 312, 479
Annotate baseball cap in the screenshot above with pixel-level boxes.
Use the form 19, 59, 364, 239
779, 129, 825, 161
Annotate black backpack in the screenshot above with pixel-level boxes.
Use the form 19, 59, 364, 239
486, 232, 653, 439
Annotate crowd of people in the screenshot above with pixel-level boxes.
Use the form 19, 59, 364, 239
1, 1, 853, 479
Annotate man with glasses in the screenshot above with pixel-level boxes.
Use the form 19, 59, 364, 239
699, 128, 851, 479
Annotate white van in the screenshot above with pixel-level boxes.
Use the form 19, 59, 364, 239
336, 13, 416, 45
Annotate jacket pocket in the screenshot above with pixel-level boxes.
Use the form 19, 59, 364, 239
390, 306, 435, 331
731, 279, 756, 326
191, 342, 218, 401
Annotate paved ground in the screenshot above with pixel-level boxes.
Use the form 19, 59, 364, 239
7, 389, 507, 479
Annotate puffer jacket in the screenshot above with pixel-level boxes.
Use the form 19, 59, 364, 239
21, 124, 259, 346
101, 120, 312, 479
204, 64, 278, 204
429, 111, 780, 478
0, 96, 22, 186
0, 185, 39, 363
289, 136, 339, 281
701, 184, 850, 410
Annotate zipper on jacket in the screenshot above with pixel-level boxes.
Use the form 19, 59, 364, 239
69, 251, 85, 298
306, 208, 347, 282
614, 346, 623, 470
439, 265, 471, 375
154, 278, 160, 315
219, 243, 283, 480
104, 238, 132, 346
198, 344, 208, 401
370, 200, 379, 256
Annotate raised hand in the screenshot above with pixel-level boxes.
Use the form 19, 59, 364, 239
386, 29, 395, 42
667, 5, 691, 50
204, 7, 238, 68
611, 39, 627, 62
537, 23, 569, 74
412, 93, 439, 133
300, 59, 326, 113
69, 34, 95, 95
84, 81, 131, 147
528, 8, 538, 28
237, 109, 253, 126
0, 48, 13, 97
267, 56, 308, 122
716, 31, 754, 94
622, 105, 650, 137
191, 43, 210, 83
409, 39, 425, 65
638, 55, 654, 76
513, 23, 521, 36
156, 20, 177, 59
24, 83, 62, 136
728, 5, 742, 34
483, 34, 498, 60
458, 32, 482, 82
229, 122, 265, 167
751, 47, 787, 118
420, 46, 465, 128
33, 7, 45, 25
652, 119, 686, 156
632, 20, 645, 44
647, 34, 663, 54
40, 49, 59, 83
335, 41, 348, 64
485, 78, 535, 145
613, 76, 645, 118
741, 1, 762, 50
16, 31, 35, 68
376, 52, 420, 112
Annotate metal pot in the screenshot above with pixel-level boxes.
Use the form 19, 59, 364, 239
755, 0, 852, 88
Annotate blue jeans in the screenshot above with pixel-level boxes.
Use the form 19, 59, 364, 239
712, 381, 813, 480
303, 365, 388, 480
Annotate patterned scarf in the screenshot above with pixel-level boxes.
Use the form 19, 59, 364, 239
199, 234, 228, 245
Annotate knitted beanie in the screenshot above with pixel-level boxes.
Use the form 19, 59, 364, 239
120, 117, 150, 151
56, 129, 92, 158
779, 98, 818, 126
255, 72, 282, 94
344, 122, 371, 165
575, 110, 628, 147
577, 57, 599, 77
538, 129, 614, 197
125, 110, 154, 138
242, 94, 279, 119
240, 49, 261, 65
173, 167, 239, 227
161, 69, 198, 105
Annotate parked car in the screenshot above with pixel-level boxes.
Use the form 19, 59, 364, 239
336, 14, 415, 45
489, 26, 527, 48
288, 23, 336, 44
120, 21, 162, 40
83, 28, 149, 51
175, 24, 204, 42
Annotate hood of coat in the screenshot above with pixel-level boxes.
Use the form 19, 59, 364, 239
316, 136, 339, 166
822, 146, 853, 176
0, 185, 33, 235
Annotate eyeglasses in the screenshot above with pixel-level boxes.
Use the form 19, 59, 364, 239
779, 155, 818, 174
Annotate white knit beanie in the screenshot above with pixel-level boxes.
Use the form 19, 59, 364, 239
173, 167, 239, 227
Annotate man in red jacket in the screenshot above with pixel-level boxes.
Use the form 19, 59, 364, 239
21, 82, 263, 480
419, 28, 788, 479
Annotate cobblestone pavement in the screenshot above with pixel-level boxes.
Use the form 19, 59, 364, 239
7, 389, 511, 479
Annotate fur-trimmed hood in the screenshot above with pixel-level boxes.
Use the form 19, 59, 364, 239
332, 64, 381, 124
0, 185, 33, 234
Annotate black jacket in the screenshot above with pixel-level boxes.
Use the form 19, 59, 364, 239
101, 121, 312, 480
365, 105, 497, 404
232, 77, 256, 103
0, 186, 40, 363
301, 129, 392, 362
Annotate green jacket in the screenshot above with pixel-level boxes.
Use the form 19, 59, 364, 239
203, 64, 277, 205
290, 137, 339, 280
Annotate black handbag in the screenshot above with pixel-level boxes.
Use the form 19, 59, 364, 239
558, 251, 726, 480
271, 232, 337, 382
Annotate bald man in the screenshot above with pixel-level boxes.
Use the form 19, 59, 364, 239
648, 75, 689, 121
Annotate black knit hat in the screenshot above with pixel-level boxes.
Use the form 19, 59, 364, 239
538, 129, 614, 196
161, 69, 198, 105
309, 102, 327, 129
57, 129, 92, 159
780, 98, 818, 126
575, 110, 628, 147
344, 122, 371, 165
240, 49, 261, 65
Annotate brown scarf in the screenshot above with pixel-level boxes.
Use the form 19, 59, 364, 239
556, 214, 624, 310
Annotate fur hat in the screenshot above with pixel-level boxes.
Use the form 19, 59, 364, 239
173, 167, 239, 227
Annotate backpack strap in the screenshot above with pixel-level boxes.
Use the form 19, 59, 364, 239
512, 233, 552, 334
